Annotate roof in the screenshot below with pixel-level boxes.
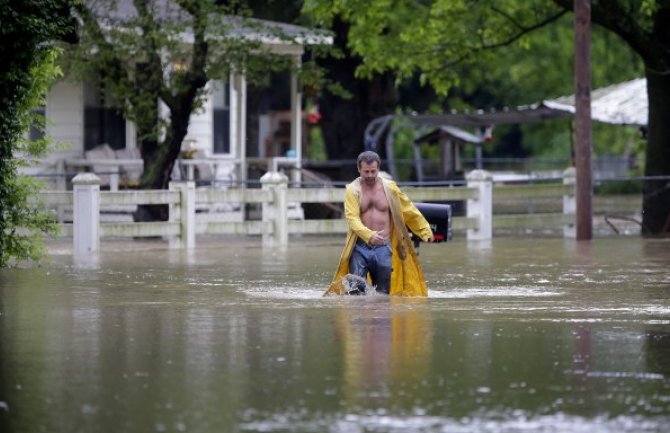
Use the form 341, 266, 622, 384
87, 0, 333, 51
545, 78, 647, 126
387, 77, 647, 128
398, 104, 571, 128
414, 125, 483, 145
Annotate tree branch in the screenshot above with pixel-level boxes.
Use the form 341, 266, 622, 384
552, 0, 658, 65
418, 9, 569, 73
75, 2, 132, 92
482, 8, 569, 51
173, 0, 209, 106
133, 0, 172, 108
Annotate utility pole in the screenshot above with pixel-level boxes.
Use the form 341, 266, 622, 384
574, 0, 593, 240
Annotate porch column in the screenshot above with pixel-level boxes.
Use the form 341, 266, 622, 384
230, 73, 247, 185
289, 55, 302, 184
125, 119, 137, 150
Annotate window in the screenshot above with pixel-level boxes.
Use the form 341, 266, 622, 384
29, 106, 46, 142
212, 81, 230, 154
84, 78, 126, 150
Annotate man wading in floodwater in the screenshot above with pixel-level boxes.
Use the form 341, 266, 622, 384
325, 151, 434, 296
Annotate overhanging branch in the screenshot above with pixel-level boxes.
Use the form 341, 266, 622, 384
483, 8, 569, 51
75, 3, 132, 92
405, 9, 570, 74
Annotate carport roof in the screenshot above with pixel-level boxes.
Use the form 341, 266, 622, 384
414, 125, 483, 145
547, 78, 647, 126
394, 78, 647, 128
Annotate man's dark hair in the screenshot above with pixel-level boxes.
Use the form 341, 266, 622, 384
357, 151, 381, 168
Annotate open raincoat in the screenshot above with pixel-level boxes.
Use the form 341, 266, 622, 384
324, 177, 433, 297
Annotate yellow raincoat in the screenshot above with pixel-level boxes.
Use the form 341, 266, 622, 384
324, 177, 433, 297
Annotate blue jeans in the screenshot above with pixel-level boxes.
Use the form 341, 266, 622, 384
349, 240, 393, 294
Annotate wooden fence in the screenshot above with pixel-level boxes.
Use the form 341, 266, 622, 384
36, 168, 600, 254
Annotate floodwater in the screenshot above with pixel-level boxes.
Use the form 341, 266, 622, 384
1, 236, 669, 433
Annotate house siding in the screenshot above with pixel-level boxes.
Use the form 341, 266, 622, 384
46, 80, 84, 155
185, 85, 214, 154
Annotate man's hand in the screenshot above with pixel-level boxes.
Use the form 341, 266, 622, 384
424, 234, 435, 243
370, 230, 388, 245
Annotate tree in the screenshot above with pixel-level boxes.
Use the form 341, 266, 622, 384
303, 0, 670, 235
556, 0, 670, 235
248, 1, 408, 181
68, 0, 307, 219
314, 17, 401, 180
0, 0, 77, 266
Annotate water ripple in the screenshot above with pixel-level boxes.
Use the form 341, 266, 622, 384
238, 411, 670, 433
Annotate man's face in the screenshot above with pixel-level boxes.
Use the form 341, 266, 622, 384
358, 160, 380, 186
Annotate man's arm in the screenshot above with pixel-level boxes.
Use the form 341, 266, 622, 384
393, 184, 434, 242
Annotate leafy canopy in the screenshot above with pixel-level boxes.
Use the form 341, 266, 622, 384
304, 0, 569, 94
303, 0, 644, 160
0, 0, 76, 266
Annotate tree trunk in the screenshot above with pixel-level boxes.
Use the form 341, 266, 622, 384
134, 105, 192, 222
642, 71, 670, 235
564, 0, 670, 235
318, 17, 399, 181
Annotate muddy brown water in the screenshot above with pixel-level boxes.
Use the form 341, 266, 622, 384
1, 236, 669, 432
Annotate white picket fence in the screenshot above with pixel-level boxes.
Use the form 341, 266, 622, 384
39, 169, 581, 254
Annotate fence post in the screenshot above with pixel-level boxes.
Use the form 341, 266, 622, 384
72, 173, 101, 255
466, 169, 493, 241
563, 167, 577, 238
169, 181, 196, 249
260, 171, 288, 246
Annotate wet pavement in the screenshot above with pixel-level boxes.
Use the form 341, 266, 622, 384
1, 236, 669, 432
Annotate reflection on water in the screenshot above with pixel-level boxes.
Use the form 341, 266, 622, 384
335, 298, 432, 409
0, 237, 669, 432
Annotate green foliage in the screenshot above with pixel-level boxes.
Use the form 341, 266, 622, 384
640, 0, 658, 16
307, 126, 327, 161
68, 1, 301, 114
64, 0, 332, 191
303, 0, 645, 162
2, 51, 63, 266
301, 54, 352, 99
595, 178, 643, 195
0, 0, 75, 266
387, 121, 419, 181
304, 0, 563, 94
308, 0, 668, 233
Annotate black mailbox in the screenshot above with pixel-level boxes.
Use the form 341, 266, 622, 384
413, 202, 453, 243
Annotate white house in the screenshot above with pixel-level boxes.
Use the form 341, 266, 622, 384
33, 1, 332, 190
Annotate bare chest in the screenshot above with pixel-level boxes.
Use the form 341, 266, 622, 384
359, 185, 389, 213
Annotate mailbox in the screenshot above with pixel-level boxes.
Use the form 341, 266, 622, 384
414, 202, 453, 243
